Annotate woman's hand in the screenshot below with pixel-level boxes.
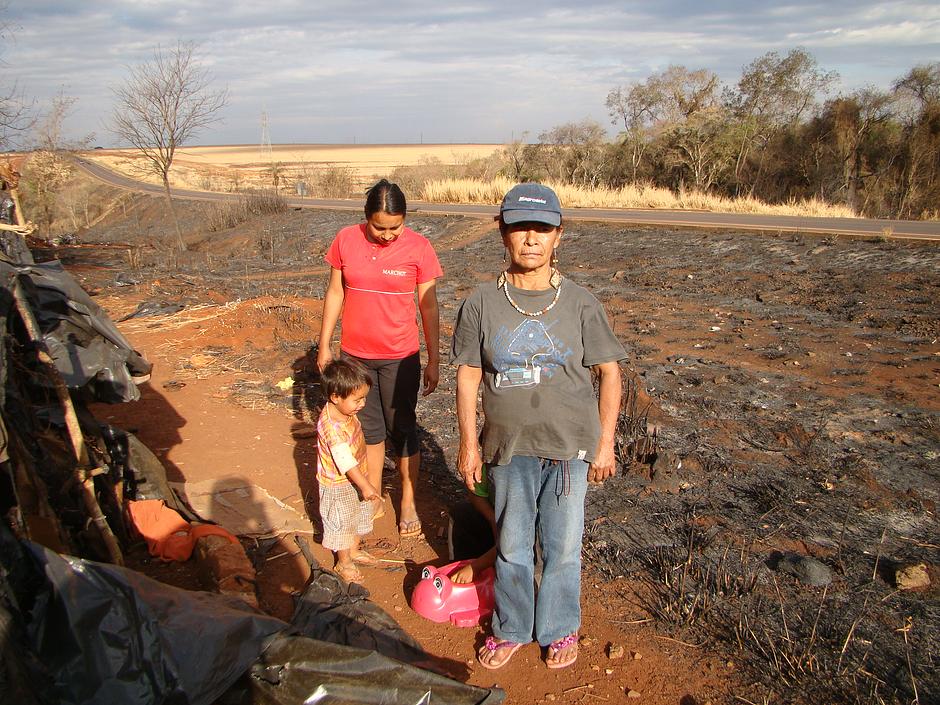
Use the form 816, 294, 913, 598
316, 346, 333, 373
422, 359, 439, 396
457, 442, 483, 492
455, 365, 484, 490
588, 445, 617, 483
589, 361, 622, 484
417, 279, 440, 395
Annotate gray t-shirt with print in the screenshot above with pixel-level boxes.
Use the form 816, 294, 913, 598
451, 277, 627, 466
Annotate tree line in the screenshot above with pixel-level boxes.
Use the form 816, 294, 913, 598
506, 50, 939, 220
5, 41, 937, 223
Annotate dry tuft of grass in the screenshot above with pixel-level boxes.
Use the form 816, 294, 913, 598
202, 189, 288, 232
421, 178, 857, 218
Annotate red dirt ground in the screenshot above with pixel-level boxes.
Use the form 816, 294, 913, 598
90, 289, 736, 705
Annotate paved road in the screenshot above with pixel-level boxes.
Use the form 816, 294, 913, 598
74, 156, 940, 241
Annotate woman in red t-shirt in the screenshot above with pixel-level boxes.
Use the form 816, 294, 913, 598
317, 180, 442, 537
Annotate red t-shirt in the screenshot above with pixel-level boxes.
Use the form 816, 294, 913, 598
325, 223, 443, 359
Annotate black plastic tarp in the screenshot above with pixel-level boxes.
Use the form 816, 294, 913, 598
0, 527, 503, 705
2, 529, 285, 705
289, 567, 433, 669
6, 259, 151, 403
234, 634, 504, 705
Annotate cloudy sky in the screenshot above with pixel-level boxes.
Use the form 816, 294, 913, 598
4, 1, 938, 147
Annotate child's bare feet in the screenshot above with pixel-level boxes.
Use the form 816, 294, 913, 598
451, 562, 476, 584
452, 548, 495, 584
334, 562, 363, 583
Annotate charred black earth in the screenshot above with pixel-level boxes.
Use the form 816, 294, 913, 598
46, 191, 940, 705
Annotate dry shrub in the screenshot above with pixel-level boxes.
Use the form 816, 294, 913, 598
203, 190, 288, 232
312, 166, 356, 199
20, 150, 75, 233
639, 523, 759, 628
390, 157, 453, 196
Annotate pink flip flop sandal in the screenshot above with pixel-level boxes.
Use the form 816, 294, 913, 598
546, 633, 578, 669
478, 635, 523, 670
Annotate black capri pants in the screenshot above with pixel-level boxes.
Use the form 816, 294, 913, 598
340, 351, 421, 457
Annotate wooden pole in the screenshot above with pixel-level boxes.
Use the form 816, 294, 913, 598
11, 280, 124, 565
9, 186, 26, 227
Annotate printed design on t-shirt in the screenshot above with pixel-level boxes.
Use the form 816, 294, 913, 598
492, 319, 573, 388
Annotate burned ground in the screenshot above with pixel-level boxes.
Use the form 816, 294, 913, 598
39, 186, 940, 705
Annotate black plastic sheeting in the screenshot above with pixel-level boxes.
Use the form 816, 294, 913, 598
0, 527, 503, 705
231, 634, 504, 705
6, 259, 151, 403
0, 526, 285, 705
290, 567, 434, 668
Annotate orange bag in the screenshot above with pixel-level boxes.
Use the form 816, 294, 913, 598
127, 499, 238, 562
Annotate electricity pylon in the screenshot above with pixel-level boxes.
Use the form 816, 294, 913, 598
260, 109, 272, 163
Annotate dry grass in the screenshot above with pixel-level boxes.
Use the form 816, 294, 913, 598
421, 177, 858, 218
203, 190, 289, 232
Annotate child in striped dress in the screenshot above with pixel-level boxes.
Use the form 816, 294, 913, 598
316, 359, 384, 582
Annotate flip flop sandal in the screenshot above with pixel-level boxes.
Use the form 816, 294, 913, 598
351, 550, 378, 566
477, 636, 523, 670
546, 633, 578, 669
398, 519, 422, 537
334, 563, 363, 583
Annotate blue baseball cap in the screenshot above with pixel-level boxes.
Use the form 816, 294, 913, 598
499, 183, 562, 227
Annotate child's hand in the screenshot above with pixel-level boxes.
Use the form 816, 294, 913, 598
370, 495, 385, 520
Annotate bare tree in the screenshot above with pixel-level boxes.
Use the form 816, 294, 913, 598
501, 133, 535, 181
606, 66, 722, 189
34, 91, 94, 152
606, 82, 662, 181
23, 92, 95, 234
892, 62, 940, 110
537, 120, 609, 187
648, 66, 722, 123
891, 63, 940, 217
0, 81, 30, 147
664, 107, 736, 192
110, 41, 227, 250
726, 48, 837, 194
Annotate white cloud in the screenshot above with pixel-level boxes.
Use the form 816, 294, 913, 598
788, 21, 940, 47
2, 1, 937, 145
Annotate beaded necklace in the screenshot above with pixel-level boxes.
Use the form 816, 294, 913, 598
499, 269, 563, 317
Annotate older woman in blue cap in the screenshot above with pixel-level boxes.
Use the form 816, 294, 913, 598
451, 183, 626, 669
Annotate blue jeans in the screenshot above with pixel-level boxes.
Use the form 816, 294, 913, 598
489, 456, 588, 647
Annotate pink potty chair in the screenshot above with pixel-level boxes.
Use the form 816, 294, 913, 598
410, 560, 495, 627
